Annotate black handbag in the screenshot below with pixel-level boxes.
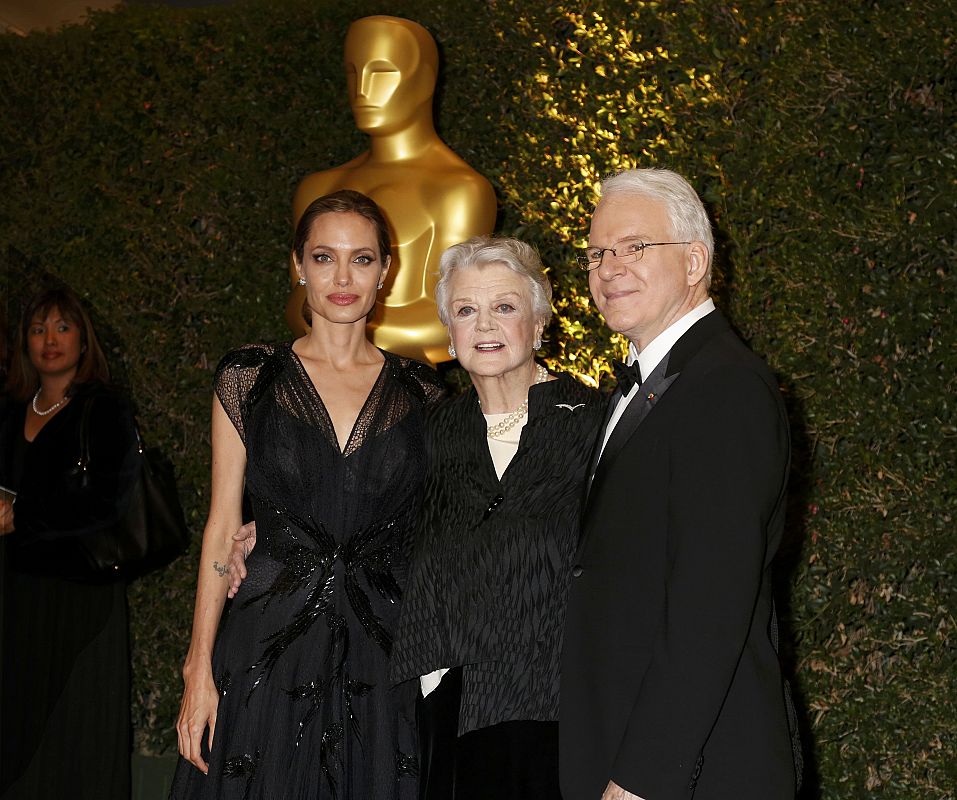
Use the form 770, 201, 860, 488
74, 396, 191, 579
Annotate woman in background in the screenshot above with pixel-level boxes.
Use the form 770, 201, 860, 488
0, 286, 136, 799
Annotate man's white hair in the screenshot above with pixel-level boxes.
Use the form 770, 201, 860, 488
599, 168, 714, 283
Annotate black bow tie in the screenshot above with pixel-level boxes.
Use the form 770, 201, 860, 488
612, 359, 642, 395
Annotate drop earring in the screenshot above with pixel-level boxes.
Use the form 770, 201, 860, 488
297, 277, 306, 286
448, 343, 457, 359
377, 281, 384, 290
533, 336, 542, 351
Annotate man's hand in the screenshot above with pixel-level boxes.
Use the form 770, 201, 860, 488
602, 780, 646, 800
226, 521, 256, 599
0, 500, 14, 535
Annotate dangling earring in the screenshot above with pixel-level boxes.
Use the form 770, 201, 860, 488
297, 277, 306, 286
448, 343, 457, 359
533, 336, 542, 351
377, 281, 384, 290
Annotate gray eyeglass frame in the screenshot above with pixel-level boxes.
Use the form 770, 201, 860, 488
577, 241, 691, 271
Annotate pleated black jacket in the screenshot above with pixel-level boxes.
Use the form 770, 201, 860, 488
391, 372, 604, 735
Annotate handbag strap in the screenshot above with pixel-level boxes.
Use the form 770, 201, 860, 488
77, 394, 95, 475
77, 393, 145, 471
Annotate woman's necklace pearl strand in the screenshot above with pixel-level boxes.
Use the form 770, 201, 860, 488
32, 388, 67, 416
484, 364, 549, 440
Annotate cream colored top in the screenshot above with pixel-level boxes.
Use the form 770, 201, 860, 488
482, 410, 527, 479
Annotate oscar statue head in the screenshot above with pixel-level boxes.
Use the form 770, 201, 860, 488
344, 16, 438, 136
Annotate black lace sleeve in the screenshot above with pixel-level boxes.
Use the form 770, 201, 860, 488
388, 354, 446, 409
213, 344, 279, 444
419, 366, 447, 408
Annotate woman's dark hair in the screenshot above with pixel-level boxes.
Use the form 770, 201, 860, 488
292, 189, 392, 267
4, 286, 110, 402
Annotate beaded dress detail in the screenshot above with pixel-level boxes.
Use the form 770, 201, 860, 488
170, 343, 443, 800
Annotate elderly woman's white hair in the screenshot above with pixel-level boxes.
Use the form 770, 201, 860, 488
600, 168, 715, 284
435, 236, 553, 327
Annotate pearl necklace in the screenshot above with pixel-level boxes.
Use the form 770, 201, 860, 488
484, 364, 550, 439
32, 388, 67, 416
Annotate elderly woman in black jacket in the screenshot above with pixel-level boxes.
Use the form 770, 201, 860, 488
389, 236, 603, 800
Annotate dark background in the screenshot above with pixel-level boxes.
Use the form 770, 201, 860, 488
1, 1, 954, 796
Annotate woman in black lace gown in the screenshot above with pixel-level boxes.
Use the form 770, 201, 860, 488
171, 190, 443, 799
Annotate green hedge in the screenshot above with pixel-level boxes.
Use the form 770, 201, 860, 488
1, 1, 954, 796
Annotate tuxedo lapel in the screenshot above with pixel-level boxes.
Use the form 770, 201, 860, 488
588, 355, 677, 498
585, 388, 621, 485
584, 310, 732, 515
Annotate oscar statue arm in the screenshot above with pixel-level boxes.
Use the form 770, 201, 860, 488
425, 169, 497, 253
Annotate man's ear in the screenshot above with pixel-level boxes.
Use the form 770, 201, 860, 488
686, 241, 710, 286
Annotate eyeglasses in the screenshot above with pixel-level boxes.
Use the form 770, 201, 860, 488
576, 241, 691, 271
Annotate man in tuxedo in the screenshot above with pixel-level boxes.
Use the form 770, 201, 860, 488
560, 169, 798, 800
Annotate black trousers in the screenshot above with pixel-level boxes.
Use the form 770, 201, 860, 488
417, 667, 561, 800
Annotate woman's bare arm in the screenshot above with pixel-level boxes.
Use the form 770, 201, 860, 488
175, 395, 246, 774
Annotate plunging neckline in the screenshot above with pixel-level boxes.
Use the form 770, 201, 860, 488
287, 344, 388, 456
23, 397, 73, 444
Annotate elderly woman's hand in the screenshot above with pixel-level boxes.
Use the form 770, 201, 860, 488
226, 521, 257, 599
0, 499, 14, 536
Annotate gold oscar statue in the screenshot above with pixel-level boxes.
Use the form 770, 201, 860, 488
287, 15, 497, 364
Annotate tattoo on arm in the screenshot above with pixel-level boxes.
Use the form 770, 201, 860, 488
212, 561, 228, 577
